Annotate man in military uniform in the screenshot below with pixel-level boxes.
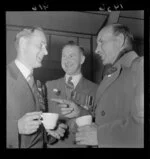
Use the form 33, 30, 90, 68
46, 42, 98, 148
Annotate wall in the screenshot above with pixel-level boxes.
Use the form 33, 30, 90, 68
6, 11, 144, 84
6, 25, 93, 84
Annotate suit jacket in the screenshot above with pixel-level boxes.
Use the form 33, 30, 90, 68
95, 51, 144, 147
7, 61, 46, 148
46, 76, 98, 148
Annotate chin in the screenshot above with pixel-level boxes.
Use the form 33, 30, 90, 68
35, 63, 42, 68
66, 72, 74, 75
102, 61, 106, 65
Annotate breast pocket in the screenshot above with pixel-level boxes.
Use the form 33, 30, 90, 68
72, 91, 95, 110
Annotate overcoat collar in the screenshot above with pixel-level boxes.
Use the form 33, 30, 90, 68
96, 51, 138, 103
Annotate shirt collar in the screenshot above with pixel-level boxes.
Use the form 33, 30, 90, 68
65, 73, 82, 88
15, 59, 32, 80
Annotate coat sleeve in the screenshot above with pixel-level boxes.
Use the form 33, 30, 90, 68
131, 56, 144, 123
7, 78, 19, 148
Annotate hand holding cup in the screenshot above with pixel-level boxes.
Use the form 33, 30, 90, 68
18, 111, 42, 135
41, 113, 59, 130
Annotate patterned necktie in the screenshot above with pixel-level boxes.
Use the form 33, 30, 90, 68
27, 74, 35, 91
67, 76, 74, 90
27, 74, 45, 111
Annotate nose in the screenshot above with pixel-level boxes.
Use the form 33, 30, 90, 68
95, 43, 102, 55
43, 48, 48, 55
95, 46, 99, 54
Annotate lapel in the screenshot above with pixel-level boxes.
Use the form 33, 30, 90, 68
58, 77, 67, 99
96, 64, 121, 103
96, 51, 138, 103
8, 62, 35, 112
8, 62, 36, 107
74, 76, 85, 92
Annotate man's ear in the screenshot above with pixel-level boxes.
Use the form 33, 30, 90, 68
81, 55, 85, 65
19, 36, 27, 53
116, 33, 125, 50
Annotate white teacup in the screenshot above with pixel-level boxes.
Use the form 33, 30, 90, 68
41, 113, 59, 129
76, 115, 92, 127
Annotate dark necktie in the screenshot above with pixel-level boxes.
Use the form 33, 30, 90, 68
65, 76, 74, 100
103, 66, 117, 78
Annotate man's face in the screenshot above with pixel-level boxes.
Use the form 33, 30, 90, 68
95, 27, 120, 65
61, 45, 85, 75
23, 30, 48, 69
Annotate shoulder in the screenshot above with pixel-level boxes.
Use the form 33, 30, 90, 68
129, 56, 143, 82
83, 78, 98, 89
7, 61, 18, 81
131, 56, 143, 72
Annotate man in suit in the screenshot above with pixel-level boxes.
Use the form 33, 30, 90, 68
7, 27, 66, 148
46, 42, 98, 147
75, 23, 144, 148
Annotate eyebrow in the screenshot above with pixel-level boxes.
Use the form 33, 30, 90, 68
41, 41, 47, 45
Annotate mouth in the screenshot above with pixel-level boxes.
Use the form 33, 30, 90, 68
64, 63, 74, 68
98, 52, 105, 60
37, 57, 43, 63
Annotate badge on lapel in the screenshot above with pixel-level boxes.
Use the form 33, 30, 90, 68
105, 66, 117, 77
53, 88, 61, 96
36, 80, 46, 111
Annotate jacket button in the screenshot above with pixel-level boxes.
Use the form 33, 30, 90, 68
101, 110, 105, 116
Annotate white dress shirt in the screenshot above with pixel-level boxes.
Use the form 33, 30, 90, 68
65, 73, 82, 89
15, 59, 32, 81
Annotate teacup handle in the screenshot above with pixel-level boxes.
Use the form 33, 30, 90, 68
40, 114, 44, 122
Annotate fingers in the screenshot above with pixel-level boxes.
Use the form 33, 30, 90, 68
75, 132, 87, 145
75, 135, 86, 145
46, 123, 67, 139
26, 111, 42, 116
61, 107, 73, 115
57, 128, 65, 137
47, 130, 62, 139
64, 113, 75, 118
29, 120, 42, 127
58, 123, 68, 129
48, 130, 60, 139
76, 140, 87, 145
77, 125, 91, 132
76, 132, 85, 139
25, 113, 42, 121
58, 104, 69, 108
28, 124, 40, 131
26, 128, 38, 134
51, 98, 71, 105
51, 98, 66, 104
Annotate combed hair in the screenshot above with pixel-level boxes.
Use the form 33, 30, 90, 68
62, 41, 86, 56
111, 23, 134, 52
14, 26, 46, 50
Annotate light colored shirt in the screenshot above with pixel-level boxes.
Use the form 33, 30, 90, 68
15, 59, 32, 81
65, 73, 82, 89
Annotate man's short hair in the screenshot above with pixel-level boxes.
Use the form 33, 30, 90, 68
111, 23, 134, 52
14, 26, 46, 50
62, 41, 86, 57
